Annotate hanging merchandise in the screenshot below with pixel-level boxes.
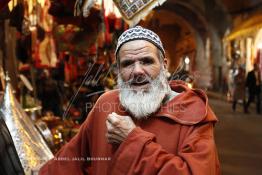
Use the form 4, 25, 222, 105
54, 9, 102, 55
48, 0, 84, 26
9, 3, 24, 33
0, 0, 10, 10
64, 56, 78, 83
0, 75, 53, 174
49, 0, 102, 55
16, 33, 32, 63
54, 25, 92, 54
112, 0, 167, 26
31, 0, 58, 68
74, 0, 95, 17
48, 0, 74, 17
107, 13, 117, 33
37, 34, 58, 68
37, 25, 46, 42
0, 116, 25, 175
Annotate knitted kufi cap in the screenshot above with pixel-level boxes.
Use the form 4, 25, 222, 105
115, 26, 165, 57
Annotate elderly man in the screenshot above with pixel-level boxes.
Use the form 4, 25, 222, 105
40, 26, 220, 175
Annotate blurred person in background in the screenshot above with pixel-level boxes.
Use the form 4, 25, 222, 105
245, 64, 261, 114
232, 66, 246, 112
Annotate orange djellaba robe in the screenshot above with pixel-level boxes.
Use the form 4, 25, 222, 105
39, 80, 220, 175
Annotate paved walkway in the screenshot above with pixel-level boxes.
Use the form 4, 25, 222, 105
209, 96, 262, 175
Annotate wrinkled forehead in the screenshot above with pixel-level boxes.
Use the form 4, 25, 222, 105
119, 40, 158, 55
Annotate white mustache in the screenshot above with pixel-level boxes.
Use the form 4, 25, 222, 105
125, 75, 152, 85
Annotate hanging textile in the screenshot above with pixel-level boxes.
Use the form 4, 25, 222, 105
48, 0, 75, 17
9, 3, 24, 33
0, 0, 10, 10
37, 34, 58, 68
16, 33, 32, 64
113, 0, 167, 26
64, 56, 78, 83
74, 0, 95, 17
33, 0, 57, 68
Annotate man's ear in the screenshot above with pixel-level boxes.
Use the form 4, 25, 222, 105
163, 58, 168, 69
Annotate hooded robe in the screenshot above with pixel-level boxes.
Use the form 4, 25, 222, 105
39, 80, 220, 175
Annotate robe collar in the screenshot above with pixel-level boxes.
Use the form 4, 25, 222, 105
154, 80, 217, 125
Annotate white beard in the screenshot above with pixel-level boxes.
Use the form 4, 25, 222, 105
118, 68, 171, 119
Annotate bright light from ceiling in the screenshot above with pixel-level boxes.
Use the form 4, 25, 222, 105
258, 43, 262, 49
184, 56, 190, 64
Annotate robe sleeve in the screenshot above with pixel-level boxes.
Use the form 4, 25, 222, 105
109, 123, 220, 175
39, 109, 94, 175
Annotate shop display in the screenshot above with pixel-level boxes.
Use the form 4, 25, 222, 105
0, 75, 53, 174
0, 116, 25, 175
113, 0, 167, 26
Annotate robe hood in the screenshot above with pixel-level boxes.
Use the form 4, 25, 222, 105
155, 80, 218, 125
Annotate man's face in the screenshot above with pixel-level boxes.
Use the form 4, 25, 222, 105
118, 40, 163, 91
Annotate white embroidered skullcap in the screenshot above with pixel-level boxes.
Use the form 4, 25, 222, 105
115, 26, 165, 57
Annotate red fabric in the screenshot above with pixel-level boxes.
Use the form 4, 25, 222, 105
39, 80, 220, 175
103, 3, 111, 45
0, 0, 10, 10
88, 45, 97, 55
64, 57, 78, 83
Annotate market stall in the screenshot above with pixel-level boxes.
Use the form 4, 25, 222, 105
0, 1, 169, 174
224, 13, 262, 100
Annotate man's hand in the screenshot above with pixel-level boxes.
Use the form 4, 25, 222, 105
106, 112, 136, 144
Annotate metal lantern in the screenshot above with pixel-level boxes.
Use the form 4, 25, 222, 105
0, 75, 53, 174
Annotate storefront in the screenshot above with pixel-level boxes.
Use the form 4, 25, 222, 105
224, 14, 262, 100
224, 14, 262, 72
0, 0, 169, 173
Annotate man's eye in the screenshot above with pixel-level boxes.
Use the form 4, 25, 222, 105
141, 59, 154, 65
121, 61, 133, 67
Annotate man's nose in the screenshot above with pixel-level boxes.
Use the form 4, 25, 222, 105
132, 62, 145, 75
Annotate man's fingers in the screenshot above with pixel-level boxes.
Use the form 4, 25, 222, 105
107, 138, 119, 144
106, 133, 117, 143
105, 133, 123, 144
106, 120, 122, 136
106, 113, 136, 144
106, 122, 122, 136
107, 114, 119, 125
106, 120, 113, 131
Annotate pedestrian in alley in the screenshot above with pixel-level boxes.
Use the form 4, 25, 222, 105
232, 66, 246, 112
39, 26, 220, 175
245, 64, 261, 114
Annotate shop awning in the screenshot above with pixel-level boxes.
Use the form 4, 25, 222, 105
225, 14, 262, 41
